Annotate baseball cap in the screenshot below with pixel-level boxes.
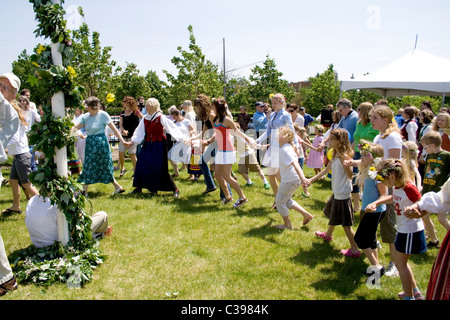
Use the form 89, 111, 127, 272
255, 101, 265, 107
0, 73, 21, 92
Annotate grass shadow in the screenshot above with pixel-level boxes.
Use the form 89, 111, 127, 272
310, 258, 368, 297
242, 219, 283, 244
290, 241, 338, 268
233, 206, 273, 217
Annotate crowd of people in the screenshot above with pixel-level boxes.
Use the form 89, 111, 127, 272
1, 71, 450, 300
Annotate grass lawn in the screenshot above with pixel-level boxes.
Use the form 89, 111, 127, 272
0, 157, 446, 301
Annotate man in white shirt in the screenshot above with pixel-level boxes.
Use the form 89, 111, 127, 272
25, 195, 112, 248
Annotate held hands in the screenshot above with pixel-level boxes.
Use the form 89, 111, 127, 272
343, 159, 353, 167
247, 137, 257, 150
123, 141, 134, 149
364, 202, 377, 213
403, 204, 423, 219
302, 178, 312, 188
316, 142, 325, 152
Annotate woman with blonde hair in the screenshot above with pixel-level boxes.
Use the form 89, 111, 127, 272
256, 93, 300, 209
432, 111, 450, 151
350, 102, 379, 212
370, 104, 403, 277
126, 98, 184, 197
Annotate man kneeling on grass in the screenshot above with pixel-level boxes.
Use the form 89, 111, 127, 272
25, 195, 113, 248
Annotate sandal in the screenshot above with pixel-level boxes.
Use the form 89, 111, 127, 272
303, 215, 314, 226
340, 248, 361, 258
315, 231, 333, 242
120, 168, 127, 177
2, 208, 22, 215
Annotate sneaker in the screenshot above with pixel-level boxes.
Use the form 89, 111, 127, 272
202, 187, 217, 194
340, 248, 361, 258
364, 265, 386, 277
0, 276, 18, 296
427, 240, 441, 249
377, 240, 382, 250
398, 290, 424, 300
233, 197, 248, 208
264, 183, 270, 190
385, 262, 399, 277
315, 231, 333, 242
222, 197, 233, 205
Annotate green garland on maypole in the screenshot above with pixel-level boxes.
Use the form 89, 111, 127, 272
10, 0, 104, 288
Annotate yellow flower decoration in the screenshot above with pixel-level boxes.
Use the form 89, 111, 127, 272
376, 174, 384, 181
37, 44, 46, 54
106, 93, 115, 103
32, 62, 40, 68
269, 93, 274, 99
66, 66, 77, 78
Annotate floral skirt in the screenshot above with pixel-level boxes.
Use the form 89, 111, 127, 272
78, 133, 114, 185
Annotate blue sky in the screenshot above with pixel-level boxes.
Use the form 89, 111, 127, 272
1, 0, 450, 83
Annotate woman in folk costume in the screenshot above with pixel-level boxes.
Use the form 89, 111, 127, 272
125, 98, 185, 197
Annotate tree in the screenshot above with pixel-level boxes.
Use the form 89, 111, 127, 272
300, 64, 340, 116
71, 22, 116, 98
248, 55, 294, 104
12, 48, 49, 106
224, 77, 252, 111
163, 25, 223, 105
112, 63, 151, 105
145, 70, 171, 109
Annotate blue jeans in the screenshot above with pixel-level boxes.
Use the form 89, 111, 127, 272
199, 142, 232, 199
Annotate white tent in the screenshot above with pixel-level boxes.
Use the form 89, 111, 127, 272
340, 49, 450, 103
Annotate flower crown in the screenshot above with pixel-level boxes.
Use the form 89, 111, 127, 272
358, 142, 375, 157
376, 160, 403, 181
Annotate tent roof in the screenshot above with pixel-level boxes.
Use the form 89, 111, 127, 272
340, 49, 450, 97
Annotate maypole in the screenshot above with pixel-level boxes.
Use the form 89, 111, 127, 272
50, 0, 69, 245
10, 0, 104, 287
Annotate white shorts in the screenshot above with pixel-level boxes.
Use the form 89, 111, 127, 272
215, 150, 236, 165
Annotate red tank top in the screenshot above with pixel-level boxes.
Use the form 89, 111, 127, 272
214, 122, 235, 152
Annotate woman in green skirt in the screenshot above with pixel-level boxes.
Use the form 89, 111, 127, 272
72, 96, 127, 196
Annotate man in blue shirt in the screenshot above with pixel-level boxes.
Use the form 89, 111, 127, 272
252, 101, 268, 164
318, 98, 358, 149
299, 106, 315, 129
252, 102, 267, 134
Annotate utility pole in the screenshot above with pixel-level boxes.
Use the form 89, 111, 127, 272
223, 38, 226, 98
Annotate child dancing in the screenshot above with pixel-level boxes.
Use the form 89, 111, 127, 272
351, 140, 387, 276
274, 125, 314, 229
367, 158, 426, 300
306, 129, 360, 257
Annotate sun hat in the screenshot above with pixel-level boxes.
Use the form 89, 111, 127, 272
0, 73, 21, 92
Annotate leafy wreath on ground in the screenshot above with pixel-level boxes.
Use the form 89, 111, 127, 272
9, 0, 104, 288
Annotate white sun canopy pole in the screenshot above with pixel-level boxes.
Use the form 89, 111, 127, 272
51, 0, 69, 245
